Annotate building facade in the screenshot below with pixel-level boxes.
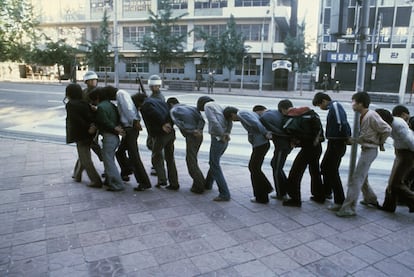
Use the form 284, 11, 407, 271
318, 0, 414, 93
34, 0, 294, 90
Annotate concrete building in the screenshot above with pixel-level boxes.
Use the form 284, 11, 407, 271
317, 0, 414, 93
34, 0, 296, 90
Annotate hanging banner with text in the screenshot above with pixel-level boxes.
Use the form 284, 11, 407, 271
327, 53, 377, 63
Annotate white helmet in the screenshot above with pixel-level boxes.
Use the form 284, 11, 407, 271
148, 74, 162, 86
83, 71, 98, 82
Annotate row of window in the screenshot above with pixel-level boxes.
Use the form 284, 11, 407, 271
92, 0, 270, 11
121, 57, 260, 76
123, 23, 271, 43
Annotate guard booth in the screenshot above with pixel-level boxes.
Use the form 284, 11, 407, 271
272, 60, 292, 91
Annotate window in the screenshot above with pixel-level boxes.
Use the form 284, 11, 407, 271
194, 24, 226, 41
194, 0, 228, 9
123, 26, 150, 43
235, 56, 258, 76
234, 0, 269, 7
159, 0, 188, 9
123, 0, 151, 12
163, 63, 185, 74
90, 0, 112, 11
98, 66, 112, 72
125, 58, 149, 73
237, 24, 269, 41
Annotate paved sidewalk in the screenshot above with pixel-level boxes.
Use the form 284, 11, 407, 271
1, 136, 414, 276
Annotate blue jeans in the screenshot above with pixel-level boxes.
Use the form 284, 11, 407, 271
101, 133, 124, 190
205, 136, 230, 199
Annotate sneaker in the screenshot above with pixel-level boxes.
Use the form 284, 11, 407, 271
250, 197, 268, 204
88, 182, 103, 188
271, 194, 288, 200
335, 209, 356, 217
165, 185, 179, 191
155, 182, 167, 188
310, 196, 325, 204
106, 187, 124, 192
282, 199, 302, 207
121, 175, 130, 182
359, 200, 380, 208
134, 184, 152, 191
213, 196, 230, 202
190, 187, 204, 194
327, 203, 342, 211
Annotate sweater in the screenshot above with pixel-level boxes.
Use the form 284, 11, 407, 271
170, 104, 205, 136
358, 109, 391, 148
116, 89, 140, 128
238, 110, 269, 147
391, 116, 414, 151
204, 102, 232, 138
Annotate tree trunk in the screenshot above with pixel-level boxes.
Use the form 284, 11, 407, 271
228, 71, 232, 92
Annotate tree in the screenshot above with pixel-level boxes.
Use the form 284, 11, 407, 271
202, 15, 247, 92
137, 0, 189, 87
284, 22, 313, 94
86, 9, 113, 81
0, 0, 39, 62
32, 38, 77, 82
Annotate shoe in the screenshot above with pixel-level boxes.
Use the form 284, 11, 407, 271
150, 168, 157, 176
359, 200, 380, 208
335, 209, 356, 217
213, 196, 230, 202
155, 182, 167, 188
271, 194, 288, 200
134, 184, 151, 191
379, 205, 395, 213
327, 203, 342, 211
106, 187, 124, 192
121, 175, 130, 182
88, 182, 103, 188
165, 185, 179, 191
310, 196, 325, 204
282, 199, 302, 207
190, 187, 204, 194
325, 194, 333, 200
73, 176, 81, 182
250, 197, 268, 204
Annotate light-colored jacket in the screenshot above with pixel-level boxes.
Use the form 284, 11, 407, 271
391, 116, 414, 151
204, 102, 232, 139
170, 104, 205, 136
358, 109, 391, 148
116, 89, 140, 128
238, 110, 269, 147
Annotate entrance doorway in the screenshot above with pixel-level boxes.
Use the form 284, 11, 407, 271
274, 69, 289, 90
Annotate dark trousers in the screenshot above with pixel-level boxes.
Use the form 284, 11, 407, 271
271, 140, 291, 198
116, 127, 151, 186
320, 140, 347, 204
250, 142, 272, 203
382, 149, 414, 212
185, 134, 205, 191
286, 143, 323, 201
152, 131, 179, 186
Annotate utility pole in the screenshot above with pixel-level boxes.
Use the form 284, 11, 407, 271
398, 1, 414, 104
349, 0, 369, 181
113, 0, 119, 88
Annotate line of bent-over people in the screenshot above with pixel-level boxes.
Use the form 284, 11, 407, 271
65, 73, 414, 217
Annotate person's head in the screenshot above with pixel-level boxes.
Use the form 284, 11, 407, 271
88, 87, 106, 103
196, 96, 214, 111
223, 106, 239, 121
65, 83, 83, 100
375, 108, 393, 125
102, 85, 118, 101
83, 71, 98, 89
148, 74, 162, 93
351, 91, 370, 112
166, 97, 179, 108
312, 92, 331, 110
392, 105, 410, 122
409, 116, 414, 131
131, 93, 147, 109
278, 99, 293, 115
252, 105, 267, 115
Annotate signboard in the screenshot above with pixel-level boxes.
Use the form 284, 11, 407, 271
379, 48, 414, 64
272, 60, 292, 71
327, 52, 377, 63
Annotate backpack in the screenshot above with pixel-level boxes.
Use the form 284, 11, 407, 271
282, 109, 322, 141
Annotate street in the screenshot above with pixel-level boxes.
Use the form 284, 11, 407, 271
0, 81, 396, 181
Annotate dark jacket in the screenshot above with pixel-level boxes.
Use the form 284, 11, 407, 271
65, 99, 94, 144
140, 97, 172, 137
325, 101, 351, 140
260, 109, 291, 150
95, 100, 120, 134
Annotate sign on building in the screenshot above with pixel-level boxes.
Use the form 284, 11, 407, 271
272, 60, 292, 71
379, 48, 414, 64
327, 52, 377, 63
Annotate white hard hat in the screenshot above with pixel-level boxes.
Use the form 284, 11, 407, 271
148, 74, 162, 86
83, 71, 98, 82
